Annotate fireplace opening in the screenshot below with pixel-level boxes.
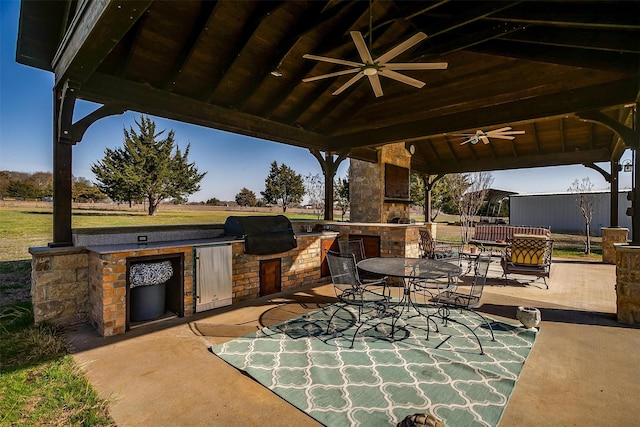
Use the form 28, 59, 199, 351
126, 253, 184, 330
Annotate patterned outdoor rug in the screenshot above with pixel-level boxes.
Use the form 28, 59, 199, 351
209, 303, 537, 427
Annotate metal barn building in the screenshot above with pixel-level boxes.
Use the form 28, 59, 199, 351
509, 191, 631, 236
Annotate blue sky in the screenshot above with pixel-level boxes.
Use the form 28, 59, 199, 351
0, 1, 631, 202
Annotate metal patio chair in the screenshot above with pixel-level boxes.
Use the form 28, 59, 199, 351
325, 250, 398, 348
429, 253, 495, 354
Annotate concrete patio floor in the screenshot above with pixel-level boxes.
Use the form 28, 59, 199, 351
65, 258, 640, 426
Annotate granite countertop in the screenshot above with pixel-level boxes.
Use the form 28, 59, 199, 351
85, 236, 243, 254
85, 231, 340, 254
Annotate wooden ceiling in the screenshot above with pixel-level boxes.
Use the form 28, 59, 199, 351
16, 0, 640, 175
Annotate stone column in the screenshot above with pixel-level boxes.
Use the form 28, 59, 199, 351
602, 227, 628, 264
615, 244, 640, 324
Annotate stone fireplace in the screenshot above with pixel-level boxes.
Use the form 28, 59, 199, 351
350, 142, 412, 223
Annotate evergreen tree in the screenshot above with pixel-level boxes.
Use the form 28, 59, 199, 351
235, 187, 257, 207
72, 177, 106, 202
261, 161, 304, 212
91, 115, 206, 215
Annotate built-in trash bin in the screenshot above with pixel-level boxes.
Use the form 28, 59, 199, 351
129, 261, 173, 322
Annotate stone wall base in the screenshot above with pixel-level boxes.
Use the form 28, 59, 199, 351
602, 227, 628, 264
615, 244, 640, 324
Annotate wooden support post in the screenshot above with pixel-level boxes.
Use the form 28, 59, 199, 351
578, 105, 639, 241
611, 159, 619, 227
50, 82, 77, 247
310, 149, 348, 221
50, 80, 126, 246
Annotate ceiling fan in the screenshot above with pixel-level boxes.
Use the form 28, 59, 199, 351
456, 127, 525, 146
302, 31, 448, 97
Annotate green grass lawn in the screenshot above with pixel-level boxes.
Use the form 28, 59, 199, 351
0, 205, 318, 261
0, 304, 113, 426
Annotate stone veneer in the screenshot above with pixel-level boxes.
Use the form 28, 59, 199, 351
30, 230, 341, 336
602, 227, 629, 264
332, 223, 421, 258
350, 142, 411, 223
30, 246, 90, 327
615, 244, 640, 324
231, 233, 329, 302
87, 246, 194, 336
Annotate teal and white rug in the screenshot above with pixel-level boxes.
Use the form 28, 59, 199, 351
210, 304, 537, 427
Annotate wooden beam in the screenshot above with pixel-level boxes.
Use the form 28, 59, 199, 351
80, 72, 326, 150
501, 27, 640, 54
162, 1, 218, 91
329, 77, 639, 149
52, 0, 152, 86
577, 109, 639, 150
485, 3, 640, 30
471, 40, 639, 73
71, 104, 126, 145
411, 148, 611, 175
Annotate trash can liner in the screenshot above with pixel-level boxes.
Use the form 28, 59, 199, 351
129, 261, 173, 288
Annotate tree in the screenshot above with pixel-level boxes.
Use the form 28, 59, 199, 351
447, 172, 493, 243
261, 161, 304, 212
91, 115, 206, 215
235, 187, 257, 207
303, 173, 324, 219
569, 177, 597, 254
410, 172, 425, 209
6, 179, 40, 199
30, 171, 53, 198
205, 197, 220, 206
335, 174, 350, 221
72, 177, 106, 202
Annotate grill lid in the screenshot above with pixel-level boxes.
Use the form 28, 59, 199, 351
224, 215, 297, 255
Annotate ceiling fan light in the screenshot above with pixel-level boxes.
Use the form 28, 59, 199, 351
363, 67, 377, 76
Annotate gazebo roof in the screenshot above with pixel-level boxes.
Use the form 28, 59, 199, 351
15, 0, 639, 175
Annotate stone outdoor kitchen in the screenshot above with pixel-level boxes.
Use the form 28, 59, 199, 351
30, 144, 440, 336
29, 142, 640, 335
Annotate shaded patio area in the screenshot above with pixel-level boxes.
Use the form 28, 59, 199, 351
65, 258, 640, 426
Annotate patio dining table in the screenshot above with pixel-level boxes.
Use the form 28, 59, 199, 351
357, 257, 462, 317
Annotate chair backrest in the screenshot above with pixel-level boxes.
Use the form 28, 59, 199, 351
468, 253, 491, 305
419, 228, 434, 258
325, 250, 361, 294
338, 239, 366, 263
508, 235, 554, 266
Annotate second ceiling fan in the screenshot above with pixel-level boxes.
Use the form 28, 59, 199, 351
302, 31, 448, 97
456, 127, 525, 145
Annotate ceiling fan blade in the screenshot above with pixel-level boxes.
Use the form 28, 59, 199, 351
303, 54, 362, 68
332, 72, 364, 96
378, 69, 425, 88
481, 136, 491, 144
350, 31, 374, 64
376, 32, 427, 64
302, 68, 360, 83
487, 135, 516, 140
385, 62, 448, 70
367, 73, 384, 98
490, 126, 513, 133
493, 130, 526, 136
